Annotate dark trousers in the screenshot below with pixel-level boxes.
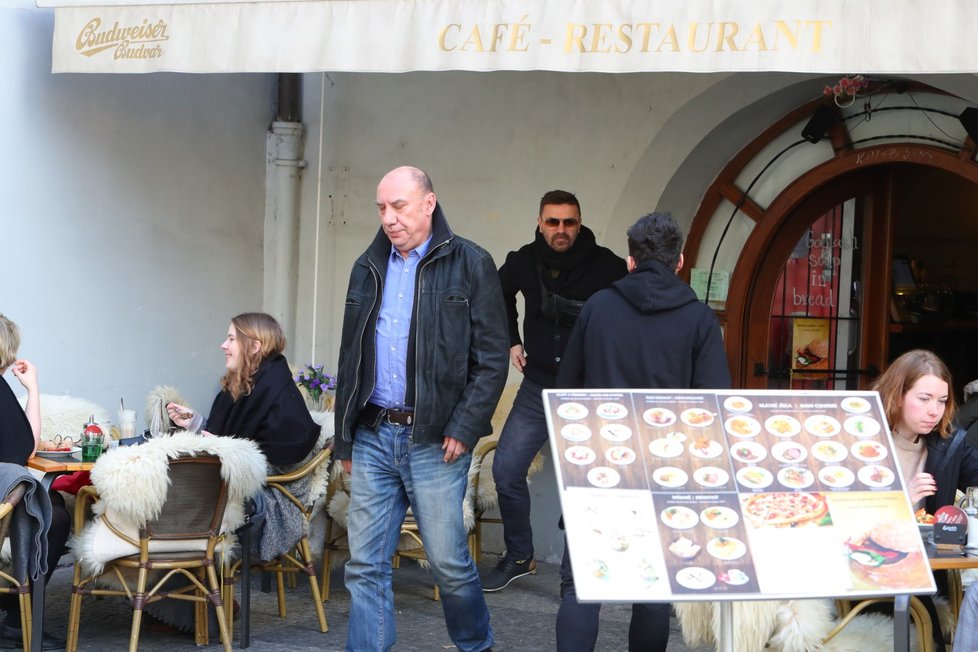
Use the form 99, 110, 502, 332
556, 538, 670, 652
492, 377, 551, 561
2, 490, 70, 624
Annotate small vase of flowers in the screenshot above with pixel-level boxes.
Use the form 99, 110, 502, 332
295, 363, 337, 412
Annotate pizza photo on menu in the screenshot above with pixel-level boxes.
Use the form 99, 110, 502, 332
740, 492, 832, 528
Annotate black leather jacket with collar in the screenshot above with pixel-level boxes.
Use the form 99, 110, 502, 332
334, 204, 509, 460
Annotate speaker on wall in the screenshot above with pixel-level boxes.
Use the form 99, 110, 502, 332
960, 107, 978, 142
801, 105, 838, 144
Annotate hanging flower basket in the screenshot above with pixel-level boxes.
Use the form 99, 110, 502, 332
824, 74, 870, 108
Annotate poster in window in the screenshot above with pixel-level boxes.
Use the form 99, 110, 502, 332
792, 318, 831, 381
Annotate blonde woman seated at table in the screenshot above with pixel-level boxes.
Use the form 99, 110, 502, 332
167, 312, 321, 562
0, 314, 69, 650
877, 349, 978, 652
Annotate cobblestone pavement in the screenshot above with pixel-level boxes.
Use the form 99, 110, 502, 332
40, 555, 711, 651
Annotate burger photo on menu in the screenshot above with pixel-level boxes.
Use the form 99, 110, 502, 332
845, 521, 931, 589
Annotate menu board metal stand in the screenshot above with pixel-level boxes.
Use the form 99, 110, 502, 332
894, 595, 909, 652
718, 602, 733, 652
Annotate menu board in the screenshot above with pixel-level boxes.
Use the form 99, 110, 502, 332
544, 389, 936, 603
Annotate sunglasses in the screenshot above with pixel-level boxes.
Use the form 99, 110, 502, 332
542, 217, 581, 228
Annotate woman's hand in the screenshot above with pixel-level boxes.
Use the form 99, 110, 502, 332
908, 471, 937, 504
11, 359, 38, 393
166, 402, 194, 429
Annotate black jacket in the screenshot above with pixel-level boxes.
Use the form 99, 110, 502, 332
0, 377, 36, 465
206, 354, 320, 466
334, 204, 509, 460
557, 260, 730, 390
924, 427, 978, 515
960, 395, 978, 451
498, 226, 626, 387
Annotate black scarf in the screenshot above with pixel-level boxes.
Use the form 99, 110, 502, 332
206, 355, 320, 466
533, 224, 599, 274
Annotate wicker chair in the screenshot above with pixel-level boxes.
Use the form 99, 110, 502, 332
66, 455, 234, 652
227, 448, 330, 635
0, 482, 32, 652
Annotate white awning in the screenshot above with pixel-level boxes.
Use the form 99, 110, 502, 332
42, 0, 978, 75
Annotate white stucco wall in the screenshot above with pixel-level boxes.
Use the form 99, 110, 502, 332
1, 2, 276, 430
293, 70, 748, 562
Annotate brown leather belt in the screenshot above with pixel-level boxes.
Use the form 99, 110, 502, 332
361, 402, 414, 427
384, 408, 414, 426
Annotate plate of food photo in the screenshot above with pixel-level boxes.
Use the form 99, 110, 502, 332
643, 407, 677, 428
681, 408, 716, 428
818, 465, 856, 488
811, 440, 848, 464
804, 414, 842, 437
730, 441, 767, 464
844, 415, 881, 438
707, 536, 747, 561
675, 567, 716, 590
840, 396, 872, 414
719, 569, 751, 586
764, 414, 802, 438
688, 438, 723, 459
735, 466, 774, 490
777, 466, 815, 490
660, 505, 699, 529
596, 402, 629, 420
771, 441, 808, 464
652, 466, 689, 488
564, 446, 596, 466
723, 396, 753, 413
699, 505, 740, 529
560, 423, 593, 442
693, 466, 730, 488
599, 423, 633, 442
725, 415, 761, 438
557, 402, 589, 421
857, 464, 895, 487
586, 466, 621, 488
851, 440, 888, 463
648, 437, 685, 458
604, 446, 636, 466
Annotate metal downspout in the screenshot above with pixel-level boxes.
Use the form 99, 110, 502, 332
264, 73, 305, 353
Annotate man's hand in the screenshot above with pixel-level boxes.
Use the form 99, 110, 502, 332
510, 345, 527, 372
442, 436, 469, 463
342, 460, 352, 475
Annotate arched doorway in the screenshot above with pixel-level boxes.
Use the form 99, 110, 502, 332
686, 89, 978, 394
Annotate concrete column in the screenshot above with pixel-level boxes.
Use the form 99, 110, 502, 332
264, 120, 305, 356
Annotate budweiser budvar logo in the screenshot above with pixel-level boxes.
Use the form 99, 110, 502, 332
75, 17, 169, 60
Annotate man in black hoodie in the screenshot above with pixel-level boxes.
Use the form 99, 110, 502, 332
555, 211, 730, 652
484, 190, 626, 592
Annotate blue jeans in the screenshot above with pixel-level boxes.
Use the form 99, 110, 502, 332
556, 537, 670, 652
345, 421, 493, 652
492, 377, 550, 561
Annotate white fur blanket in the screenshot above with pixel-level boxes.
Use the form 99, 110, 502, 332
18, 393, 110, 442
71, 431, 267, 576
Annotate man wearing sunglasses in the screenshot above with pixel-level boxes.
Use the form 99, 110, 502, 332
484, 190, 626, 592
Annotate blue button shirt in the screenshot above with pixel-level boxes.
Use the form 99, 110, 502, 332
369, 236, 432, 409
